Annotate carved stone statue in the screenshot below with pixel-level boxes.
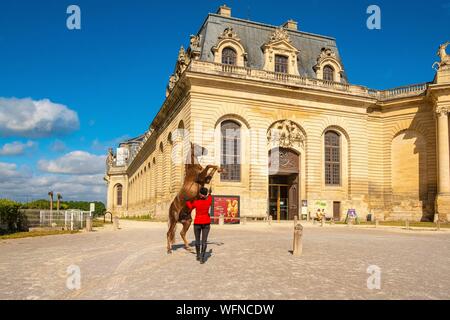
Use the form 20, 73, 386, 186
218, 27, 240, 40
438, 42, 450, 67
189, 35, 201, 52
433, 42, 450, 71
107, 148, 115, 168
267, 120, 305, 149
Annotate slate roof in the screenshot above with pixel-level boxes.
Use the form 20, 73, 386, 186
196, 13, 348, 82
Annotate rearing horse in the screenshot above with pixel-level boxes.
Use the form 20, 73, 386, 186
166, 142, 222, 254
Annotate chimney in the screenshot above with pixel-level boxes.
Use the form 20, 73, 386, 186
283, 19, 298, 31
217, 5, 231, 17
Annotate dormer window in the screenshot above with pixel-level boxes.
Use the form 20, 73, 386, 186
314, 48, 344, 82
222, 47, 237, 65
323, 65, 334, 81
275, 55, 288, 73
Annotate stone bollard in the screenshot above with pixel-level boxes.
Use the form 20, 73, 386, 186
85, 215, 92, 232
268, 215, 273, 225
294, 215, 298, 226
321, 218, 325, 227
331, 219, 335, 225
242, 217, 247, 225
437, 220, 441, 231
347, 218, 354, 227
219, 214, 224, 226
113, 216, 120, 230
375, 219, 379, 228
405, 220, 410, 230
293, 223, 303, 256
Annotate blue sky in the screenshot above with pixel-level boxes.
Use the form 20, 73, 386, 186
0, 0, 449, 202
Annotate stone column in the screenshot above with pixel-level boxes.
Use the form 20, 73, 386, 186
436, 106, 450, 222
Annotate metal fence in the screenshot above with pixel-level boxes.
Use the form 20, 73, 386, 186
21, 209, 92, 230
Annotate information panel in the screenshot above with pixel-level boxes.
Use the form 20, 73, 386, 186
211, 195, 240, 224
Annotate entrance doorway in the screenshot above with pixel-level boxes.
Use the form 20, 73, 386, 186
268, 148, 300, 221
333, 201, 341, 221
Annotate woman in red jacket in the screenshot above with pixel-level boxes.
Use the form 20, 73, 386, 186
186, 187, 212, 264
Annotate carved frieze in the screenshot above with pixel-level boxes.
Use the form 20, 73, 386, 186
267, 120, 305, 149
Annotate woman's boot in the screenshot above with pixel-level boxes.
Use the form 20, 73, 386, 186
200, 244, 207, 264
195, 245, 201, 261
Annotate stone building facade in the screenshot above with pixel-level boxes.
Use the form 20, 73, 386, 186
105, 6, 450, 222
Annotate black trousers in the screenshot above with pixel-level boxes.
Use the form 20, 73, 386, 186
193, 224, 210, 246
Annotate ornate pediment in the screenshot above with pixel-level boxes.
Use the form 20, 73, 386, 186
263, 27, 298, 52
267, 120, 305, 149
317, 48, 336, 62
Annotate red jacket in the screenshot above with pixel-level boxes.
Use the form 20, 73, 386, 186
186, 195, 212, 225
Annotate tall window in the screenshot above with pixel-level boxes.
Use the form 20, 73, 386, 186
275, 55, 288, 73
222, 47, 237, 65
325, 131, 340, 185
323, 65, 334, 81
116, 184, 123, 206
221, 120, 241, 182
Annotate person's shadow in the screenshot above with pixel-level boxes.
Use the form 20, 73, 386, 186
172, 241, 224, 262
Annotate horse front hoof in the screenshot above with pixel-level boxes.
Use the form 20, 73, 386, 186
167, 249, 173, 255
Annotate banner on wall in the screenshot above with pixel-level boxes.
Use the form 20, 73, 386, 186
211, 195, 240, 224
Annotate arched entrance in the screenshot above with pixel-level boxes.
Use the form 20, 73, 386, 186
268, 148, 299, 221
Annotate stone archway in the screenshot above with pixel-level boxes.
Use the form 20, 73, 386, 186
267, 119, 306, 221
268, 148, 300, 221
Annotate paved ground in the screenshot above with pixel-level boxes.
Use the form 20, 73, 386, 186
1, 220, 450, 300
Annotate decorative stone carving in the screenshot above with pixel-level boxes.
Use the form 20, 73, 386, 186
189, 35, 201, 60
167, 45, 192, 96
267, 120, 305, 149
436, 106, 449, 116
189, 35, 201, 51
317, 48, 337, 62
269, 27, 291, 44
433, 42, 450, 71
218, 27, 240, 41
106, 148, 115, 168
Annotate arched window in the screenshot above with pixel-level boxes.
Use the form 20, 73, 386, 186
116, 184, 123, 206
323, 65, 334, 81
222, 47, 237, 65
221, 120, 241, 182
275, 55, 288, 73
325, 131, 340, 185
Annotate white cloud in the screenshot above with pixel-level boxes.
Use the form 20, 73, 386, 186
0, 141, 35, 156
38, 151, 106, 175
0, 162, 32, 181
0, 162, 106, 202
0, 97, 79, 138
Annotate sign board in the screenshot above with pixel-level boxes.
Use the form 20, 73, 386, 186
347, 209, 357, 218
90, 203, 95, 213
116, 147, 129, 166
211, 195, 240, 224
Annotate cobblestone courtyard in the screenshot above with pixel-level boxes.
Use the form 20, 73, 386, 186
1, 220, 450, 300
